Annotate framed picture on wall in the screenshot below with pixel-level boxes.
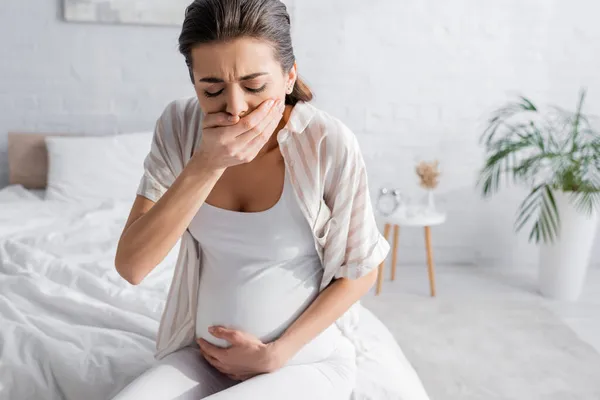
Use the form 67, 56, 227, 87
63, 0, 192, 27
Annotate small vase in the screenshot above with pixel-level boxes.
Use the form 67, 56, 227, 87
427, 190, 436, 213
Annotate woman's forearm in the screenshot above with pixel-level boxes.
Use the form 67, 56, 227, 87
273, 268, 378, 361
115, 158, 223, 284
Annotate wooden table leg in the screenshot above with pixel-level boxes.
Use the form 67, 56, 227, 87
424, 226, 436, 297
376, 223, 391, 296
391, 225, 399, 281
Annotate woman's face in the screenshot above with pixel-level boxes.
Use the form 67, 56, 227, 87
190, 37, 296, 118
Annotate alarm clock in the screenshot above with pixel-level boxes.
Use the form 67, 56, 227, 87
376, 187, 403, 216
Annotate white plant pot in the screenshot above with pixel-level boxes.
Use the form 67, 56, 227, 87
538, 191, 599, 301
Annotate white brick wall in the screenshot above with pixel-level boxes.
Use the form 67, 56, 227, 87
1, 0, 599, 268
0, 0, 194, 180
291, 0, 600, 268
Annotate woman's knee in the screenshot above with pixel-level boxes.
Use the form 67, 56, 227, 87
111, 347, 232, 400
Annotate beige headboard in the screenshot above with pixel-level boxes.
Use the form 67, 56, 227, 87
7, 132, 70, 189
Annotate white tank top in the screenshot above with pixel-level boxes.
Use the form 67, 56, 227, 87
189, 171, 341, 364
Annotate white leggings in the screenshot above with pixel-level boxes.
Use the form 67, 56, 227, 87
112, 337, 356, 400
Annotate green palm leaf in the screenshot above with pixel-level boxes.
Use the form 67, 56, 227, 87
571, 191, 600, 216
515, 185, 560, 244
478, 139, 535, 196
482, 97, 539, 146
478, 88, 598, 245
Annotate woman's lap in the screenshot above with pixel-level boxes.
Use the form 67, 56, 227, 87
111, 347, 235, 399
112, 339, 356, 400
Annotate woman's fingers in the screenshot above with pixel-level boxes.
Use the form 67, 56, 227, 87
236, 99, 285, 145
194, 97, 284, 169
230, 98, 279, 138
202, 97, 279, 138
198, 342, 259, 380
197, 338, 227, 361
202, 112, 240, 129
221, 99, 283, 161
241, 111, 282, 159
201, 349, 230, 373
202, 97, 278, 130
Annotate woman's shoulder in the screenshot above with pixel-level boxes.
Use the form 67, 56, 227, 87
159, 96, 202, 126
156, 96, 203, 144
301, 103, 361, 159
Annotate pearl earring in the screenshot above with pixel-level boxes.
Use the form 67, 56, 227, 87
287, 84, 293, 94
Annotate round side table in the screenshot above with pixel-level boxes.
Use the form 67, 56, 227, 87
376, 209, 447, 297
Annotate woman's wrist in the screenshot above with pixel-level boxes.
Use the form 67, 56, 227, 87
184, 156, 225, 182
266, 336, 298, 370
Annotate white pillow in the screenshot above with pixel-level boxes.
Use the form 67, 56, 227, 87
45, 132, 153, 203
0, 185, 43, 203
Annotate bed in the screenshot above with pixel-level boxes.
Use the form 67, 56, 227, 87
0, 133, 430, 400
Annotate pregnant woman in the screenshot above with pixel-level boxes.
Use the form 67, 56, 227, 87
113, 0, 389, 398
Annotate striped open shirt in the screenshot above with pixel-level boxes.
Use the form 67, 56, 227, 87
137, 97, 390, 360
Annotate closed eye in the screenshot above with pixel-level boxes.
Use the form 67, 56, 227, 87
204, 89, 224, 98
245, 84, 267, 93
203, 84, 268, 98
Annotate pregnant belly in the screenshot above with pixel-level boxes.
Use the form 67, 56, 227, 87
195, 265, 321, 348
194, 263, 342, 364
195, 275, 342, 365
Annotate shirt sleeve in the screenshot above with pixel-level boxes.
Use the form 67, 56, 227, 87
323, 121, 390, 280
136, 101, 181, 203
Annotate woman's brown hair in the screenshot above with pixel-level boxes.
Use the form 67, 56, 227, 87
178, 0, 313, 105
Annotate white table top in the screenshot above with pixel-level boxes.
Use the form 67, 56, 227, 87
379, 206, 447, 227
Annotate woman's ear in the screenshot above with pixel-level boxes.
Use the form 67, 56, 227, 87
287, 63, 298, 91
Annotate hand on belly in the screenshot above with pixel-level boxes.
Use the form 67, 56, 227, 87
196, 325, 287, 381
195, 289, 310, 347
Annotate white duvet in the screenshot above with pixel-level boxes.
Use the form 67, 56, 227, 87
0, 185, 429, 400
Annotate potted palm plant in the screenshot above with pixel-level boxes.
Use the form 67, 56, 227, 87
477, 89, 600, 301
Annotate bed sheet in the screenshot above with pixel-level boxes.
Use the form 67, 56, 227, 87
0, 190, 178, 399
0, 185, 44, 202
0, 186, 429, 400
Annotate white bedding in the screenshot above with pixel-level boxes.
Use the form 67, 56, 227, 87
0, 188, 179, 400
0, 186, 430, 400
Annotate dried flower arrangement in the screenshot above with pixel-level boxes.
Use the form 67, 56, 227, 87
416, 160, 441, 190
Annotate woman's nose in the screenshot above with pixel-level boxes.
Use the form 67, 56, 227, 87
224, 86, 248, 118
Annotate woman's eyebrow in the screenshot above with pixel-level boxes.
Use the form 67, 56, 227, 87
198, 72, 269, 83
